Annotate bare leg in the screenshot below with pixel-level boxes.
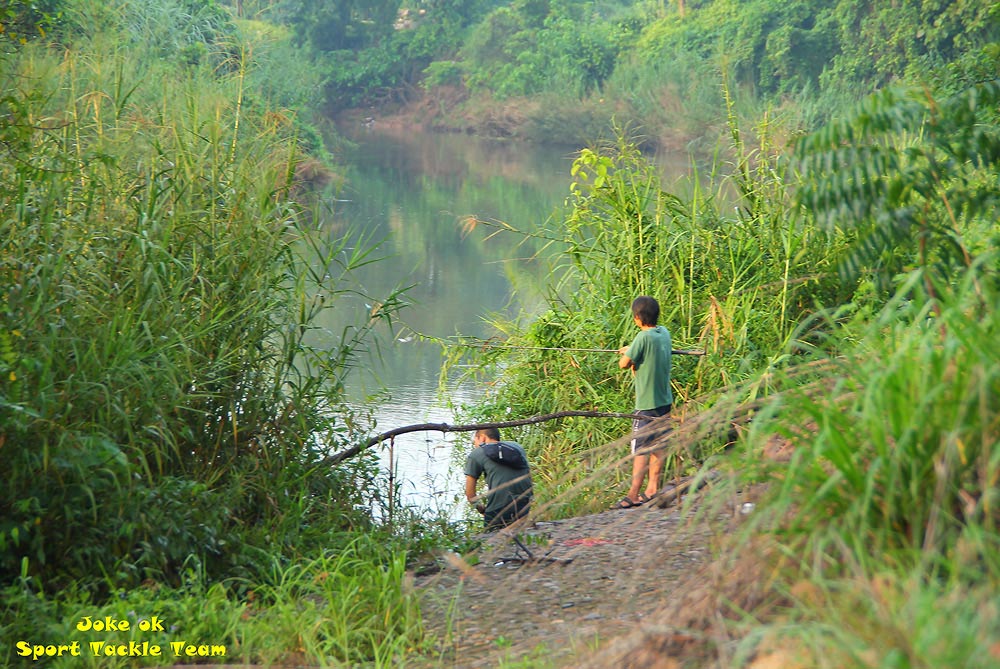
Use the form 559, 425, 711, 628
646, 449, 667, 497
628, 453, 649, 501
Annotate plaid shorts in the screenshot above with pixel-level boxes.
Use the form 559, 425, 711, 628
631, 405, 672, 454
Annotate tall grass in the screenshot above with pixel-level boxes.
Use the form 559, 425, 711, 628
1, 536, 426, 668
0, 8, 439, 666
446, 118, 852, 515
0, 24, 397, 591
747, 264, 999, 574
717, 259, 1000, 668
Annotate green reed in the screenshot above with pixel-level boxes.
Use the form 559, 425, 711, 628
1, 535, 425, 668
447, 114, 851, 515
714, 259, 1000, 668
1, 15, 432, 665
0, 33, 397, 591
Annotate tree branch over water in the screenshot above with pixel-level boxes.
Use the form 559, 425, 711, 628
323, 410, 650, 466
322, 371, 846, 468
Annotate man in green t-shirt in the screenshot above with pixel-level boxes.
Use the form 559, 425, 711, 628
615, 296, 673, 509
464, 428, 533, 531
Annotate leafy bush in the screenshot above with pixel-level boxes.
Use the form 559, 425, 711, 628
460, 3, 628, 100
0, 0, 63, 43
0, 39, 398, 592
796, 80, 1000, 295
448, 121, 852, 514
422, 59, 465, 88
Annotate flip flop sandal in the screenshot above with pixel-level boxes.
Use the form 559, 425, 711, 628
613, 496, 643, 509
637, 492, 659, 504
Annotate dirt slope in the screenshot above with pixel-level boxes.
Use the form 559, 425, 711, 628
413, 484, 771, 669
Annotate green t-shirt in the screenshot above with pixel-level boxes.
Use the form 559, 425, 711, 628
464, 441, 533, 528
625, 326, 673, 410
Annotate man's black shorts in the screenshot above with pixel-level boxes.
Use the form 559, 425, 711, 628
631, 404, 671, 454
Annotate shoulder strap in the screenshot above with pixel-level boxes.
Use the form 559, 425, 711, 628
481, 442, 529, 470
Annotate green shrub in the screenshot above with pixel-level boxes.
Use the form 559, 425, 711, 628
0, 535, 426, 667
448, 121, 851, 515
422, 59, 465, 88
0, 38, 398, 592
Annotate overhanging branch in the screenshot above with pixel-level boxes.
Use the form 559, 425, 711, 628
322, 410, 646, 466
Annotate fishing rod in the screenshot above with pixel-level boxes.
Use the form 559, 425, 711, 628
396, 331, 705, 356
453, 343, 705, 356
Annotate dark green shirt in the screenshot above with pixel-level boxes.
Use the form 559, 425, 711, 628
625, 326, 673, 410
464, 441, 533, 528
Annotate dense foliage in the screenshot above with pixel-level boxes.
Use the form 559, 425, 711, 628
3, 1, 999, 667
0, 84, 375, 580
0, 0, 61, 42
2, 0, 332, 591
269, 0, 1000, 146
440, 73, 1000, 667
797, 80, 1000, 294
0, 2, 437, 666
257, 0, 498, 110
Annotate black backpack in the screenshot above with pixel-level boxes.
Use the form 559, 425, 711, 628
481, 441, 529, 470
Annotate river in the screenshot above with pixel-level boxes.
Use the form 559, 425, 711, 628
315, 123, 692, 518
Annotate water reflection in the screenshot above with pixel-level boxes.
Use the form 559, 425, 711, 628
313, 127, 575, 513
315, 124, 694, 514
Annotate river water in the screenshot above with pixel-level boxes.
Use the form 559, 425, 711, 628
315, 123, 692, 516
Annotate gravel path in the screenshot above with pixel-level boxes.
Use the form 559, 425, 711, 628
412, 491, 743, 669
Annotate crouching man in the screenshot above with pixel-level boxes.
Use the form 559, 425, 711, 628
464, 428, 533, 531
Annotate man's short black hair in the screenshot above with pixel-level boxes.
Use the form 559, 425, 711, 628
478, 427, 501, 441
631, 296, 660, 326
